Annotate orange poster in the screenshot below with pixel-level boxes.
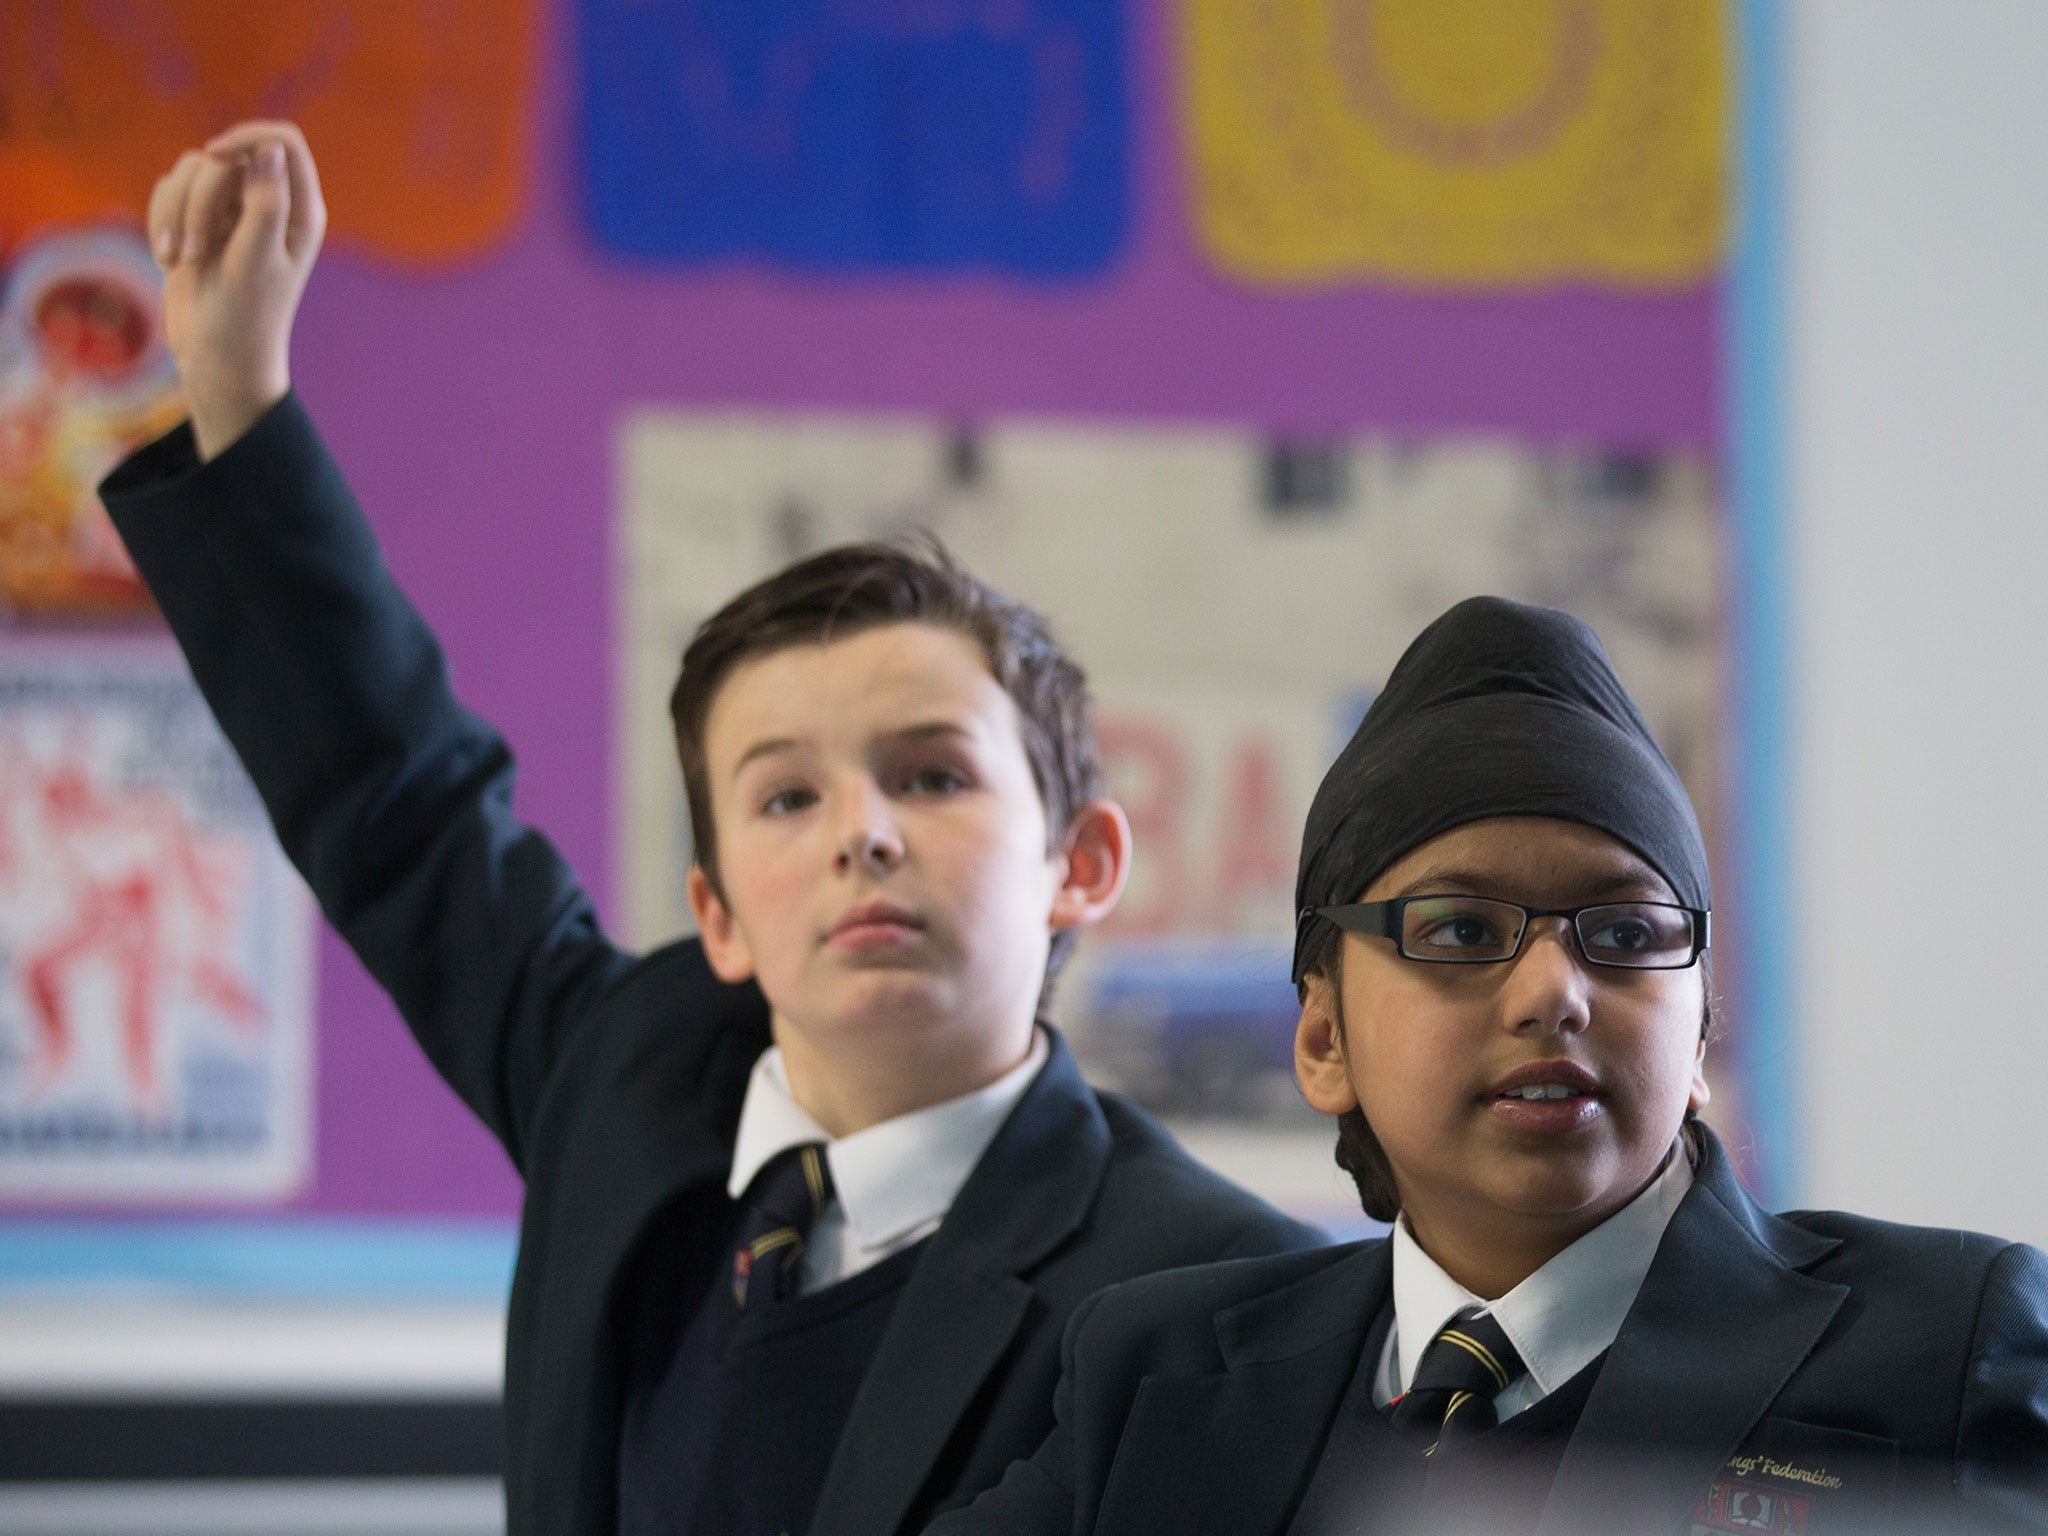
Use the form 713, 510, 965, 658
1185, 0, 1728, 291
0, 2, 536, 266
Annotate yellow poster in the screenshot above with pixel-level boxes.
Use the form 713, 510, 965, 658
1185, 0, 1728, 290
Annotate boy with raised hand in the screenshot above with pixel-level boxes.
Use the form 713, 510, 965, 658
932, 597, 2048, 1536
100, 122, 1319, 1536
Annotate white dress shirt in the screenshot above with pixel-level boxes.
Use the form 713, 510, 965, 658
1373, 1144, 1694, 1418
725, 1028, 1050, 1294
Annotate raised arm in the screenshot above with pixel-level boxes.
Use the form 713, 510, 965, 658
101, 125, 761, 1168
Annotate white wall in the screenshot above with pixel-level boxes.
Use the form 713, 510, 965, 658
1790, 0, 2048, 1240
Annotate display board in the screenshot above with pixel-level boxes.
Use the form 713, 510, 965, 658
0, 0, 1746, 1287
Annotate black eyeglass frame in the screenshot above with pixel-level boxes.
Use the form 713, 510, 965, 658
1300, 896, 1711, 970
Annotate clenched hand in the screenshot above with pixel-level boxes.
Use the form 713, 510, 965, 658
148, 121, 326, 461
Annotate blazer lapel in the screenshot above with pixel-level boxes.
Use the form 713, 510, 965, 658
1537, 1134, 1847, 1536
1090, 1242, 1392, 1536
809, 1030, 1113, 1536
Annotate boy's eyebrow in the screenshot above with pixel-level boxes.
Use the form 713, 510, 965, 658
728, 721, 976, 780
731, 737, 801, 779
1391, 865, 1498, 898
882, 720, 976, 747
1392, 863, 1669, 902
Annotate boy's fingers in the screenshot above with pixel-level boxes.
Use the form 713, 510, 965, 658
180, 152, 240, 268
148, 151, 208, 268
204, 119, 302, 156
223, 142, 290, 276
205, 121, 324, 261
275, 131, 327, 260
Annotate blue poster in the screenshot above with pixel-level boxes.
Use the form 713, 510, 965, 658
578, 0, 1127, 275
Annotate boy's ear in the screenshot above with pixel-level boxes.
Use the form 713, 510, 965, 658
1296, 972, 1360, 1116
1048, 798, 1131, 933
687, 864, 757, 983
1688, 1032, 1711, 1115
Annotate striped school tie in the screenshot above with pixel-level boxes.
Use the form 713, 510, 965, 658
729, 1142, 832, 1314
1388, 1309, 1528, 1455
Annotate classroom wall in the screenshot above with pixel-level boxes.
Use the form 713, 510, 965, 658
0, 0, 1728, 1241
1789, 0, 2048, 1242
29, 0, 2048, 1267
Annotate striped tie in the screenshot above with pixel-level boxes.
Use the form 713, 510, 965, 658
1388, 1309, 1528, 1456
729, 1142, 832, 1314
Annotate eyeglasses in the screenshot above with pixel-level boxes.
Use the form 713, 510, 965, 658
1302, 896, 1710, 970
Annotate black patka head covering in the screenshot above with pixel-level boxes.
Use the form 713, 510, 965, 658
1292, 596, 1710, 980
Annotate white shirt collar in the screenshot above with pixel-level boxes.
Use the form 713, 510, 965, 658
727, 1028, 1050, 1255
1389, 1144, 1694, 1398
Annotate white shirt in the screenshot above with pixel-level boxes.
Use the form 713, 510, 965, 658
725, 1028, 1050, 1294
1373, 1145, 1694, 1418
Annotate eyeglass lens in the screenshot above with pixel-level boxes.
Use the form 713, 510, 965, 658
1399, 897, 1696, 968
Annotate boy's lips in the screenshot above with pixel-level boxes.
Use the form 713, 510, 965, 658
825, 900, 926, 950
1483, 1059, 1603, 1132
1486, 1059, 1600, 1099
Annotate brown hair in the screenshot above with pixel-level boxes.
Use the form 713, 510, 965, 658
669, 537, 1102, 981
1296, 923, 1718, 1223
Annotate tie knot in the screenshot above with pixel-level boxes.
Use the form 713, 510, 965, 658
1389, 1309, 1528, 1452
742, 1141, 832, 1230
730, 1143, 833, 1312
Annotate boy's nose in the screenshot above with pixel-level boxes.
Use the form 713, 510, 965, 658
834, 787, 904, 875
1501, 918, 1593, 1036
837, 828, 903, 874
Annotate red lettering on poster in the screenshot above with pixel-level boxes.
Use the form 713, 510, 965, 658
1208, 734, 1293, 932
1096, 716, 1185, 936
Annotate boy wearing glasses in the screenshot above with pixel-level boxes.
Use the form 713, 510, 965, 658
935, 597, 2048, 1535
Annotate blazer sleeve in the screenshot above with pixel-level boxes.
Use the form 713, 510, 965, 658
100, 395, 650, 1171
1954, 1241, 2048, 1529
925, 1288, 1112, 1536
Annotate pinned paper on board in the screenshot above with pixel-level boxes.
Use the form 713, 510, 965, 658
0, 231, 184, 621
0, 1, 535, 266
1184, 0, 1728, 290
578, 0, 1127, 274
0, 650, 313, 1202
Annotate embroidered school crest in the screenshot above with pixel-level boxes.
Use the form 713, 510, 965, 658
1689, 1417, 1897, 1535
1691, 1478, 1811, 1535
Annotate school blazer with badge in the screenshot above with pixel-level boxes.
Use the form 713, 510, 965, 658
930, 1125, 2048, 1536
98, 396, 1323, 1536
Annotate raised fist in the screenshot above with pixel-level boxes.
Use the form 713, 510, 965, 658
148, 121, 326, 461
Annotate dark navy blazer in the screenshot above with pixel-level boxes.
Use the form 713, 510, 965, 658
931, 1127, 2048, 1535
100, 396, 1323, 1536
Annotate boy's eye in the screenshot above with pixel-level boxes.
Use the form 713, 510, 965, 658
1587, 917, 1654, 952
1401, 898, 1520, 960
900, 765, 968, 796
761, 785, 818, 816
1423, 915, 1499, 949
1579, 904, 1691, 963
